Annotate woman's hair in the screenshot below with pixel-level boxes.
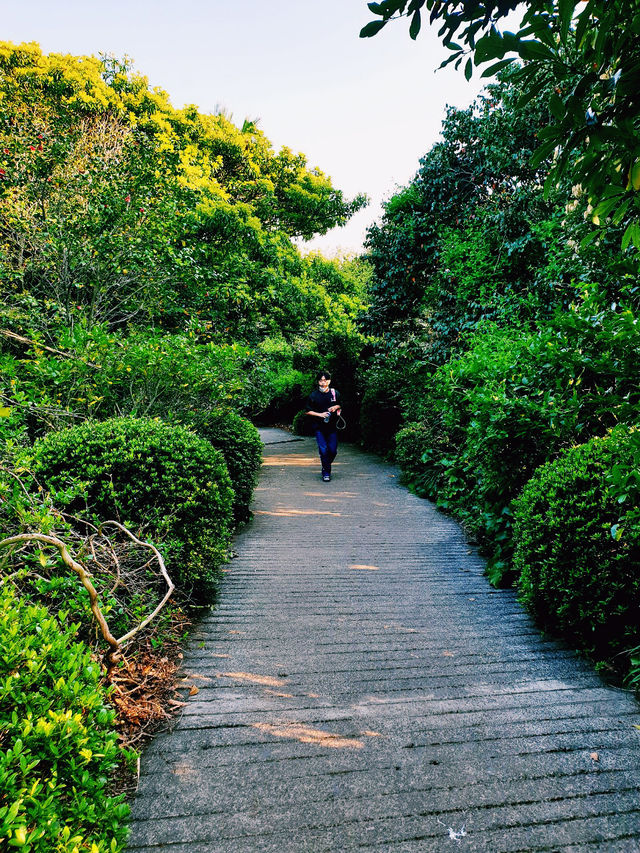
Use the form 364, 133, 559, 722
315, 369, 332, 382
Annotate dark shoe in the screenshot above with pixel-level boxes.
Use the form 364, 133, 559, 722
322, 473, 331, 482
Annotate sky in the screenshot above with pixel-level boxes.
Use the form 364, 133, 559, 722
4, 0, 488, 256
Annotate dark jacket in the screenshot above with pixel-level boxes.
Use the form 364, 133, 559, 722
306, 388, 342, 432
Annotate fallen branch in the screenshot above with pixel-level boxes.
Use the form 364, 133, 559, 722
0, 532, 120, 658
0, 524, 175, 662
99, 521, 175, 645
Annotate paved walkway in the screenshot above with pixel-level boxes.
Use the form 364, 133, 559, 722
127, 431, 640, 852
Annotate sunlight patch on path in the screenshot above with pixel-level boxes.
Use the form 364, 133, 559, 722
252, 723, 363, 749
220, 672, 288, 688
256, 509, 341, 517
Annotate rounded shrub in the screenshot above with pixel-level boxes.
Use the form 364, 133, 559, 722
0, 585, 129, 852
31, 417, 234, 597
179, 409, 262, 525
513, 427, 640, 672
292, 408, 313, 437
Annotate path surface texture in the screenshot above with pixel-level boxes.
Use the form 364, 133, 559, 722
128, 430, 640, 852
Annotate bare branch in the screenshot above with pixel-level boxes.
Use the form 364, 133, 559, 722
0, 328, 101, 368
99, 521, 175, 645
0, 532, 120, 654
0, 523, 175, 659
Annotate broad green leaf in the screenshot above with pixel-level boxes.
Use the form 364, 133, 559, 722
558, 0, 577, 44
575, 0, 597, 46
0, 407, 11, 417
522, 14, 557, 49
518, 39, 557, 62
464, 57, 473, 80
579, 229, 601, 250
480, 58, 515, 78
549, 92, 566, 120
530, 138, 558, 169
630, 160, 640, 192
360, 20, 388, 37
474, 28, 505, 64
409, 9, 421, 40
611, 198, 632, 226
622, 221, 640, 251
594, 193, 625, 220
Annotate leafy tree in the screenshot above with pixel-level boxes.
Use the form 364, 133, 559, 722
360, 0, 640, 247
0, 42, 367, 336
363, 67, 563, 351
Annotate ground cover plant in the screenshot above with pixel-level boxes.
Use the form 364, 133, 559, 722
0, 585, 131, 852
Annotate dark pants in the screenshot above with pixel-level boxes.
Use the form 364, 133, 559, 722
315, 429, 338, 475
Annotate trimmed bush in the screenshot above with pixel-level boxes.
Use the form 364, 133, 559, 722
179, 409, 262, 525
513, 427, 640, 675
31, 417, 234, 597
0, 585, 129, 852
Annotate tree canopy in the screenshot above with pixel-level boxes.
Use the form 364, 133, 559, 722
361, 0, 640, 248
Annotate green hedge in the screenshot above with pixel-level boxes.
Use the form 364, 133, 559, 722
31, 417, 234, 597
395, 421, 444, 500
392, 307, 640, 584
179, 409, 262, 525
0, 586, 129, 852
513, 427, 640, 677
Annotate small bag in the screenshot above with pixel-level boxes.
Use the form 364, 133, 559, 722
331, 389, 347, 430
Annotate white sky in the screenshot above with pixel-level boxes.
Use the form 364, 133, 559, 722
4, 0, 487, 255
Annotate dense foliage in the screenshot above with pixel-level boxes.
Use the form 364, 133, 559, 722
0, 586, 129, 852
514, 428, 640, 675
0, 41, 371, 850
361, 0, 640, 249
0, 42, 372, 441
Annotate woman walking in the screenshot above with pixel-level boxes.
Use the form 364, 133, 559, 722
305, 370, 342, 482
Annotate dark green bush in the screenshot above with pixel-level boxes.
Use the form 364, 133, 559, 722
30, 417, 234, 597
359, 387, 402, 456
513, 427, 640, 676
0, 585, 129, 852
395, 421, 441, 499
393, 304, 640, 585
179, 409, 262, 525
292, 408, 313, 436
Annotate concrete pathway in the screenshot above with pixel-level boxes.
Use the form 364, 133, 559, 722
127, 431, 640, 852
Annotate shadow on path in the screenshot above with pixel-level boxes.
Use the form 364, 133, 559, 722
127, 430, 640, 852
